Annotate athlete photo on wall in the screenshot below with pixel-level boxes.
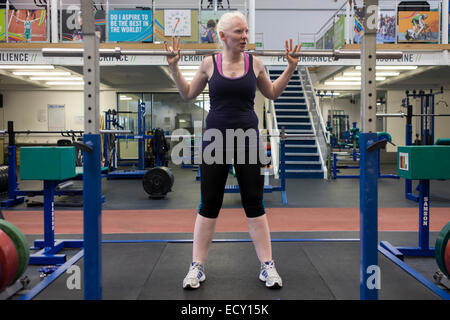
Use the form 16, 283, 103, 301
7, 9, 47, 42
61, 8, 105, 42
354, 8, 396, 44
397, 11, 439, 42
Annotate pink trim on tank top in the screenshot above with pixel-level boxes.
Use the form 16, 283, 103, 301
217, 53, 249, 80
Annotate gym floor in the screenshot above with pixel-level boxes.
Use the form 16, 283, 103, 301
2, 163, 450, 300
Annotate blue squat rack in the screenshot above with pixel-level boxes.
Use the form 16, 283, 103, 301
104, 101, 168, 179
1, 121, 84, 209
402, 88, 444, 202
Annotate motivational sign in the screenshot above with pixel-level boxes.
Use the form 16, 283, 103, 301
109, 10, 153, 42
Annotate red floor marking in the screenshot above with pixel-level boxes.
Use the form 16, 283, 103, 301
3, 207, 450, 235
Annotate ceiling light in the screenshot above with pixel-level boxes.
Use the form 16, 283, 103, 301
334, 77, 361, 81
120, 97, 132, 100
375, 72, 400, 76
30, 76, 83, 81
343, 71, 400, 77
179, 66, 198, 70
376, 66, 418, 70
343, 72, 362, 76
317, 92, 341, 96
182, 72, 197, 77
334, 76, 386, 81
46, 81, 84, 85
324, 81, 361, 86
13, 71, 71, 76
355, 66, 418, 70
0, 65, 55, 69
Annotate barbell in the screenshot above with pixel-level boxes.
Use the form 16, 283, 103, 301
0, 130, 131, 135
376, 113, 450, 118
42, 47, 403, 60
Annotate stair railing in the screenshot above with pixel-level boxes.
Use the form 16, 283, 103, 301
264, 96, 280, 179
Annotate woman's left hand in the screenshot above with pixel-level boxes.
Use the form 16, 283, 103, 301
285, 38, 301, 67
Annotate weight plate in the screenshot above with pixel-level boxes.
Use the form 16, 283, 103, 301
445, 241, 450, 276
435, 221, 450, 278
0, 220, 30, 282
0, 229, 19, 291
143, 167, 174, 196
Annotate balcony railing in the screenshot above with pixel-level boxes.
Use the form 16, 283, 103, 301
298, 0, 449, 49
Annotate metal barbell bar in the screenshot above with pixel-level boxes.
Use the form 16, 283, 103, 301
42, 47, 403, 60
376, 113, 450, 118
0, 130, 131, 135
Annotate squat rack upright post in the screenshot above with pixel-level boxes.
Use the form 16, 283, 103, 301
81, 0, 102, 300
358, 0, 380, 300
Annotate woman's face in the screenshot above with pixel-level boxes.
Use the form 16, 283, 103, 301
220, 17, 248, 52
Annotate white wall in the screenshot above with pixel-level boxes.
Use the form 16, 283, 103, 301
319, 96, 361, 128
2, 90, 115, 144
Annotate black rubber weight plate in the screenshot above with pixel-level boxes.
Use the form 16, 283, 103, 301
0, 220, 30, 282
435, 221, 450, 278
143, 167, 174, 195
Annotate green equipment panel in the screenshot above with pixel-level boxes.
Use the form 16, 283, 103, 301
20, 146, 76, 181
397, 145, 450, 180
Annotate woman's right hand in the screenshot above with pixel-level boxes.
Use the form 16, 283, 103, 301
164, 36, 181, 67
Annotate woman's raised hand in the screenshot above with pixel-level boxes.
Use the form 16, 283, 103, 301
164, 36, 181, 67
285, 38, 301, 67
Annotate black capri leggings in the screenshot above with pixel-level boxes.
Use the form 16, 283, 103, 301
198, 161, 266, 219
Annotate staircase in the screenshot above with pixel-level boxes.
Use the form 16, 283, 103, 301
268, 68, 324, 178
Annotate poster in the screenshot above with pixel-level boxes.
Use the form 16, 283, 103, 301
8, 9, 47, 42
397, 11, 439, 43
109, 10, 152, 42
61, 7, 105, 42
377, 11, 396, 43
0, 9, 5, 41
315, 36, 324, 49
200, 11, 227, 43
333, 15, 345, 49
48, 105, 65, 131
353, 7, 364, 43
354, 9, 397, 44
324, 27, 334, 49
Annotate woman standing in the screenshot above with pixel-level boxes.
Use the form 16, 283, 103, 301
165, 11, 300, 290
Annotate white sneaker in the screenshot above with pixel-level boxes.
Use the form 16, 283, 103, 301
183, 262, 206, 289
259, 260, 283, 288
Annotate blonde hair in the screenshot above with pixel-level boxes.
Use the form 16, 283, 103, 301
216, 11, 247, 46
